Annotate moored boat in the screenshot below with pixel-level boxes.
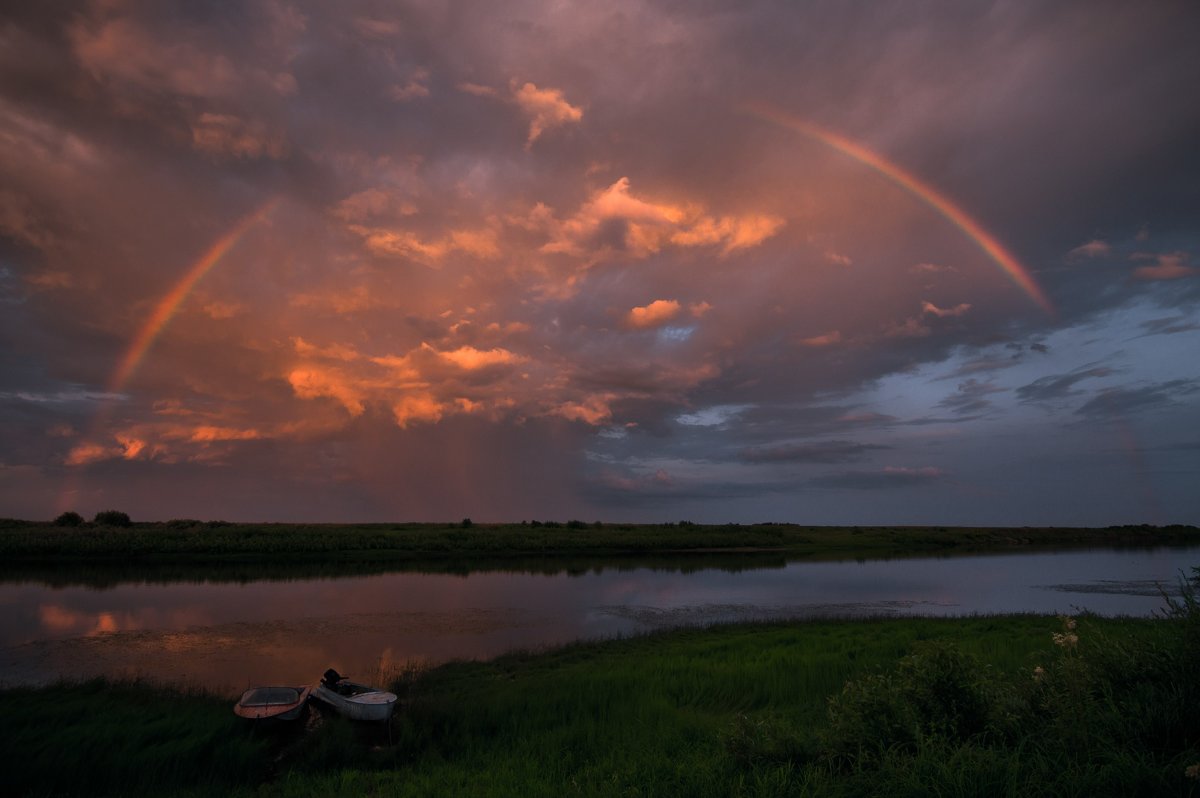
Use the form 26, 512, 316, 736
234, 685, 311, 721
310, 669, 397, 722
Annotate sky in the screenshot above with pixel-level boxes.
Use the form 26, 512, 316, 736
1, 0, 1198, 525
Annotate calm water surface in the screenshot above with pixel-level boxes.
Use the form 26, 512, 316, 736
1, 546, 1196, 692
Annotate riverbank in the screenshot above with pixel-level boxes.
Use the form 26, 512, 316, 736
3, 607, 1198, 797
2, 519, 1197, 566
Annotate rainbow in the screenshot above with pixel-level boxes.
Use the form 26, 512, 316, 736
107, 199, 278, 392
741, 104, 1054, 316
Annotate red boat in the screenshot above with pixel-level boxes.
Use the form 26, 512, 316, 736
233, 685, 311, 721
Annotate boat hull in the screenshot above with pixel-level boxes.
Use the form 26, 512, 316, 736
234, 685, 311, 721
311, 681, 397, 722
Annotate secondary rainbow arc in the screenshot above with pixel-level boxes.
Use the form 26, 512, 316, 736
107, 199, 279, 393
741, 103, 1054, 316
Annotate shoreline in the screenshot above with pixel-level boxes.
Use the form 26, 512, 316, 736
2, 521, 1197, 568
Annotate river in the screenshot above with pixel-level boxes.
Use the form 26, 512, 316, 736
1, 546, 1196, 692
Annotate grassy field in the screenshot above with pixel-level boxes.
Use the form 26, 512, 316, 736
1, 518, 1197, 566
3, 603, 1199, 796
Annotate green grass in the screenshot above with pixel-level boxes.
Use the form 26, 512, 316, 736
5, 611, 1197, 797
0, 679, 272, 797
1, 517, 1196, 567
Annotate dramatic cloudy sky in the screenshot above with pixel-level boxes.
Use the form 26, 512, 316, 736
2, 0, 1198, 524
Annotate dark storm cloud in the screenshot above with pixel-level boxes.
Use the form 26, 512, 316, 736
1, 0, 1198, 523
738, 440, 889, 464
937, 379, 1004, 415
809, 467, 945, 491
1017, 367, 1117, 403
1075, 380, 1200, 421
1135, 316, 1200, 338
582, 467, 792, 506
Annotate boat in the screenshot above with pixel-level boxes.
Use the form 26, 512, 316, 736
310, 668, 398, 722
233, 684, 311, 721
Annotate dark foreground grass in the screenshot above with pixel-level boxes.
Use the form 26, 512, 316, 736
4, 604, 1198, 797
0, 679, 271, 797
1, 518, 1197, 566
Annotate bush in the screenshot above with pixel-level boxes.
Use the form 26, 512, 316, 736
823, 641, 993, 769
566, 519, 586, 529
53, 511, 84, 527
92, 510, 132, 527
813, 579, 1200, 790
460, 517, 473, 528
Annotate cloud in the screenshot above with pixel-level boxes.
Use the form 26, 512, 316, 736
0, 191, 57, 251
1017, 367, 1115, 402
921, 300, 971, 318
432, 344, 524, 370
555, 395, 613, 425
458, 82, 498, 98
884, 317, 931, 338
540, 178, 783, 262
1136, 316, 1200, 337
1075, 379, 1199, 420
287, 367, 367, 416
69, 14, 296, 101
347, 223, 500, 264
739, 440, 889, 464
910, 262, 955, 275
389, 69, 430, 101
190, 113, 288, 159
392, 393, 445, 428
798, 330, 843, 347
938, 379, 1005, 415
2, 1, 1199, 524
1132, 251, 1195, 280
809, 466, 944, 490
627, 299, 681, 329
512, 81, 583, 149
1068, 239, 1111, 259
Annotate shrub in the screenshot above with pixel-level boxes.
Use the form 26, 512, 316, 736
460, 517, 473, 528
92, 510, 132, 527
823, 641, 991, 769
53, 511, 84, 527
566, 519, 586, 529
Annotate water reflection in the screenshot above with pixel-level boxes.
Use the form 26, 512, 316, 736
0, 546, 1195, 693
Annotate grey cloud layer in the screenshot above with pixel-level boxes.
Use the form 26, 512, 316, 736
0, 0, 1198, 523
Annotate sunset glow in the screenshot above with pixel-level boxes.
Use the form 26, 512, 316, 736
743, 104, 1056, 316
1, 2, 1197, 524
107, 199, 279, 393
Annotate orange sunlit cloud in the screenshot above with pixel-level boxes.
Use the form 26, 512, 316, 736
627, 299, 681, 329
3, 1, 1197, 524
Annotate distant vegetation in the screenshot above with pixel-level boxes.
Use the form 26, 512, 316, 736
3, 574, 1199, 796
0, 518, 1196, 566
91, 509, 133, 527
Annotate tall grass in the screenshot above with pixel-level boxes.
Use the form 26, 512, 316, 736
258, 616, 1082, 797
3, 604, 1197, 797
0, 679, 271, 796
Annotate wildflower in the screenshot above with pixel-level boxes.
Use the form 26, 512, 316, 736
1186, 763, 1200, 781
1064, 617, 1077, 631
1052, 632, 1078, 648
1032, 665, 1045, 682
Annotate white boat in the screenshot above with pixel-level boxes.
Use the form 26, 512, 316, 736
310, 669, 397, 722
234, 685, 311, 721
